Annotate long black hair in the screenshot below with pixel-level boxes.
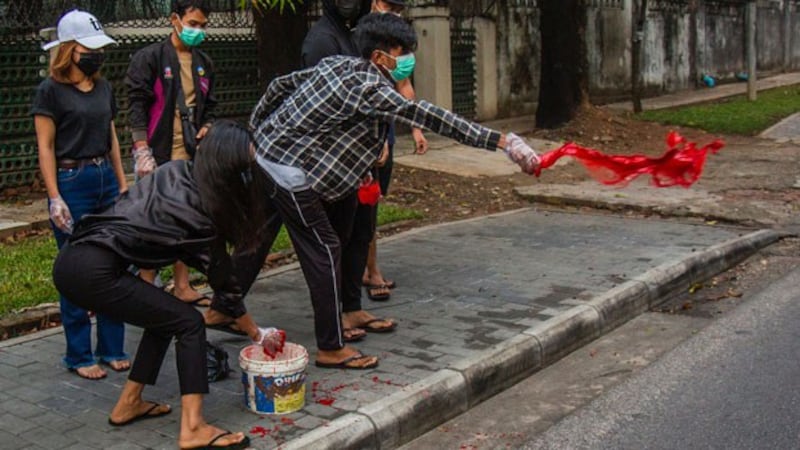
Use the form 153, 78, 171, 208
193, 120, 268, 252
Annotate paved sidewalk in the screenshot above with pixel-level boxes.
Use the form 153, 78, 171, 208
0, 209, 780, 449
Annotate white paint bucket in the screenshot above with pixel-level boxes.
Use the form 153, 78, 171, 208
239, 342, 309, 415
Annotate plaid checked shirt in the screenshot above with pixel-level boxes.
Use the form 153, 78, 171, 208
250, 55, 503, 202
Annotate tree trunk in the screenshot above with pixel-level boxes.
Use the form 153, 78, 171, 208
631, 0, 648, 113
254, 4, 310, 88
535, 0, 589, 129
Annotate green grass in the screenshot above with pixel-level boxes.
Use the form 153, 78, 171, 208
0, 234, 60, 317
638, 84, 800, 135
0, 203, 423, 317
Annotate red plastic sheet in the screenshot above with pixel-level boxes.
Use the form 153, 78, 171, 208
534, 132, 724, 188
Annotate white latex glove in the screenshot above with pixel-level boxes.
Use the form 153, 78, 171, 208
253, 327, 287, 358
49, 195, 74, 234
132, 146, 157, 178
504, 133, 541, 174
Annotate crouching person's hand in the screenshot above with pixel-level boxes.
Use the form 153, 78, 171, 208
504, 133, 541, 174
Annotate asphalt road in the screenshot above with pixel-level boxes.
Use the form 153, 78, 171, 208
525, 267, 800, 450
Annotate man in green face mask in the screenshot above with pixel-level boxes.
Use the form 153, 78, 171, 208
125, 0, 219, 311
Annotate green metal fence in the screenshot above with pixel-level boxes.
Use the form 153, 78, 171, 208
450, 24, 477, 119
0, 27, 262, 190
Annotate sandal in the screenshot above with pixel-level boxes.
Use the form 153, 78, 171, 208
108, 401, 171, 427
181, 432, 250, 450
343, 327, 366, 342
364, 280, 396, 289
359, 318, 397, 333
366, 284, 391, 301
183, 295, 212, 307
315, 353, 379, 370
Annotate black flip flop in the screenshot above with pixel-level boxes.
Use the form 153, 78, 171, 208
181, 432, 251, 450
360, 318, 397, 333
206, 322, 248, 337
343, 327, 366, 342
315, 353, 379, 370
364, 280, 396, 289
185, 295, 212, 307
366, 285, 391, 301
108, 402, 171, 427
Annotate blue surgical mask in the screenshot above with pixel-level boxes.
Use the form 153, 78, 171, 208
383, 52, 416, 81
177, 21, 206, 47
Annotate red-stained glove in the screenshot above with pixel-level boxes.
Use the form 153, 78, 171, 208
504, 133, 541, 174
132, 146, 157, 178
254, 327, 287, 358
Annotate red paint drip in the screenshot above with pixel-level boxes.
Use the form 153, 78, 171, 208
535, 131, 724, 188
280, 417, 295, 426
317, 398, 336, 406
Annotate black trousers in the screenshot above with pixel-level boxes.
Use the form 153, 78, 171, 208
53, 243, 208, 395
224, 175, 358, 351
341, 200, 376, 312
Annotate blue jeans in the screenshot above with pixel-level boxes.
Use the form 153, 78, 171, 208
51, 159, 128, 369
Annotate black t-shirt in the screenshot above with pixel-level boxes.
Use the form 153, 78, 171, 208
30, 77, 118, 160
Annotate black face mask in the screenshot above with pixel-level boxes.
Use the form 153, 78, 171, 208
335, 0, 361, 20
75, 52, 106, 77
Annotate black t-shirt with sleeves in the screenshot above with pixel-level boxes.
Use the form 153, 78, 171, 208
30, 77, 118, 160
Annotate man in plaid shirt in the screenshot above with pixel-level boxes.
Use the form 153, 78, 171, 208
221, 13, 539, 369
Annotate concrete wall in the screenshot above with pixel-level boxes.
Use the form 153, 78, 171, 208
586, 1, 632, 102
410, 0, 800, 117
494, 0, 540, 117
409, 6, 454, 109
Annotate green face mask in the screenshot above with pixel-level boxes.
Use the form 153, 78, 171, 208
177, 22, 206, 47
388, 52, 415, 81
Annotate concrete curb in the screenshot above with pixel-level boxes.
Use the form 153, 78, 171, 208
282, 228, 783, 449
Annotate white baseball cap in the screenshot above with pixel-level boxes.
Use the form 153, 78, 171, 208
42, 10, 117, 51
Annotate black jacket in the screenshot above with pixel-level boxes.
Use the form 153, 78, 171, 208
301, 0, 368, 67
125, 38, 217, 164
69, 161, 247, 318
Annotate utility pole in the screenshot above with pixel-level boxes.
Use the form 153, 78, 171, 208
631, 0, 648, 113
746, 0, 757, 101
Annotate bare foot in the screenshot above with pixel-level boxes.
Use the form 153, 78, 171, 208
178, 424, 247, 450
342, 310, 396, 332
109, 399, 171, 425
316, 345, 378, 368
106, 359, 131, 372
72, 364, 107, 380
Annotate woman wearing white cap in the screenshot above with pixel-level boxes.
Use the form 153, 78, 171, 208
31, 9, 132, 380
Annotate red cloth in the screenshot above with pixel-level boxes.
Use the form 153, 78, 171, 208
534, 131, 724, 188
358, 179, 382, 205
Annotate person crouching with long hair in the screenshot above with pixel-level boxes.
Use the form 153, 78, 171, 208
53, 120, 279, 450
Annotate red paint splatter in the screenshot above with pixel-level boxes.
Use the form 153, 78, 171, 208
280, 417, 295, 426
371, 376, 407, 387
535, 132, 724, 188
317, 398, 336, 406
250, 426, 270, 437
